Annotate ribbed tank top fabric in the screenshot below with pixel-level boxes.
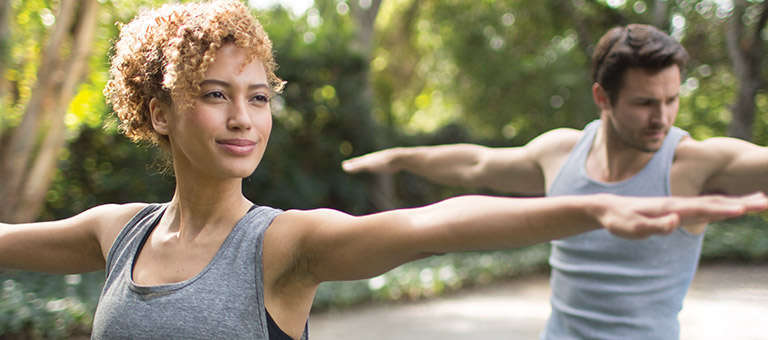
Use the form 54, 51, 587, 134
91, 203, 308, 340
542, 120, 702, 340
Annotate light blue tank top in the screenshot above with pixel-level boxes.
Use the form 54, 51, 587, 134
543, 120, 703, 340
91, 203, 307, 340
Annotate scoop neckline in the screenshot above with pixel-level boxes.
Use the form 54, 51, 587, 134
127, 204, 257, 294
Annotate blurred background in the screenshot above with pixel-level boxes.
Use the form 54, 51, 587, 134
1, 0, 767, 337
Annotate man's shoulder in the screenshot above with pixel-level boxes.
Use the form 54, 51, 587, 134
672, 136, 736, 179
674, 134, 759, 166
674, 136, 723, 159
529, 127, 583, 155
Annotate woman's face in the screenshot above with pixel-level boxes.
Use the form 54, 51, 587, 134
159, 43, 273, 180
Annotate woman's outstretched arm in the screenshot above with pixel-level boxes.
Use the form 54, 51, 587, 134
266, 193, 767, 284
0, 203, 146, 274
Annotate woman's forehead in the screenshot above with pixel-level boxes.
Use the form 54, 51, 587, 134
204, 44, 267, 81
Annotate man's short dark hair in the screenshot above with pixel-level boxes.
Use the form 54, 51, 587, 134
592, 24, 689, 104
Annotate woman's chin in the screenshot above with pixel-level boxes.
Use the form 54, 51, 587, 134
232, 167, 258, 179
225, 159, 261, 178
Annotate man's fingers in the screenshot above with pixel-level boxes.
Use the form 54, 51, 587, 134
674, 201, 743, 223
638, 213, 679, 235
606, 213, 679, 239
342, 153, 397, 174
708, 192, 768, 214
341, 159, 360, 173
669, 193, 767, 224
740, 192, 768, 212
341, 157, 371, 173
608, 193, 767, 240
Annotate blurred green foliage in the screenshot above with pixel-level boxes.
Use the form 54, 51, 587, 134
1, 0, 768, 338
313, 245, 552, 309
244, 4, 382, 211
702, 215, 768, 261
0, 272, 101, 338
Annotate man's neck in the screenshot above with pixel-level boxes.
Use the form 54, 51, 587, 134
586, 125, 656, 183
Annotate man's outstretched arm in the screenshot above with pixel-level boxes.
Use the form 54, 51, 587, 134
342, 128, 581, 195
690, 137, 768, 195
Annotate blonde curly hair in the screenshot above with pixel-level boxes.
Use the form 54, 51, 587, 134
104, 0, 284, 148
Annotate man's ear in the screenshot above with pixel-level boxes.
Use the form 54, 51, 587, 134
592, 83, 611, 111
149, 97, 170, 136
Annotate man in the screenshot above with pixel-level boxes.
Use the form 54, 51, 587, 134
342, 24, 768, 339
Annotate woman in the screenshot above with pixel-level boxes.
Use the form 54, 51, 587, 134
0, 1, 765, 339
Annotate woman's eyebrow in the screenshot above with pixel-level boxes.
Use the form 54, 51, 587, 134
200, 79, 269, 90
200, 79, 230, 88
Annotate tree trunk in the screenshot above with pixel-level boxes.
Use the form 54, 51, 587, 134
349, 0, 396, 210
0, 0, 99, 222
14, 0, 99, 222
561, 0, 628, 62
652, 0, 668, 31
0, 0, 11, 98
0, 0, 11, 145
0, 0, 77, 220
350, 0, 383, 57
725, 0, 767, 141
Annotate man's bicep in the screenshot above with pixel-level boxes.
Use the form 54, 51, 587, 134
479, 147, 546, 194
702, 138, 768, 194
484, 128, 580, 195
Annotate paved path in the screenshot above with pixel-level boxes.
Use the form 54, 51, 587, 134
309, 263, 768, 339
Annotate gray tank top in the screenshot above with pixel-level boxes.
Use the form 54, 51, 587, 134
91, 203, 307, 340
543, 120, 703, 340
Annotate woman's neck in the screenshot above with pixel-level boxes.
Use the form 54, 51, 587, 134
166, 172, 252, 240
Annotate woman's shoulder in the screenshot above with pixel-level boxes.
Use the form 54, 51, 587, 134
271, 208, 352, 228
265, 208, 354, 249
70, 202, 151, 227
86, 203, 154, 246
88, 202, 154, 226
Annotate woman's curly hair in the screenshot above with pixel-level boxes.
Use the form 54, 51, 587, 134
104, 0, 283, 148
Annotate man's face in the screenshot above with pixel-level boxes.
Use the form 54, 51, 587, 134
603, 65, 681, 153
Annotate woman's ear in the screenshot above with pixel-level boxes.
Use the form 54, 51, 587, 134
149, 97, 170, 135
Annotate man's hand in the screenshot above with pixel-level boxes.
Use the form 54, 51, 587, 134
597, 192, 768, 239
342, 149, 400, 174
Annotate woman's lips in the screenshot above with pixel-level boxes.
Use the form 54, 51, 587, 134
217, 139, 257, 156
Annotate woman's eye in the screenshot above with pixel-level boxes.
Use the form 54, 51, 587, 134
252, 94, 270, 103
204, 91, 226, 100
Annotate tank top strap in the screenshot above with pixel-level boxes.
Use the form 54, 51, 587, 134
572, 120, 600, 161
105, 203, 166, 277
94, 203, 294, 340
650, 126, 688, 170
547, 120, 600, 196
